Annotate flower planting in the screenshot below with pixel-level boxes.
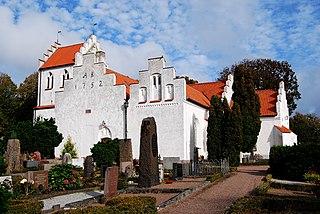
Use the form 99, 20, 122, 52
48, 164, 80, 191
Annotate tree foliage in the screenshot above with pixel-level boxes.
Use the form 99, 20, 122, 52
1, 117, 63, 158
219, 59, 300, 115
290, 112, 320, 144
206, 95, 223, 160
176, 76, 199, 84
16, 72, 38, 122
232, 65, 261, 153
0, 73, 17, 137
61, 136, 78, 158
91, 138, 120, 167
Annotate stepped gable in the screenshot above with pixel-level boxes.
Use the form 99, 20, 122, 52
40, 43, 83, 69
106, 68, 138, 98
256, 89, 277, 117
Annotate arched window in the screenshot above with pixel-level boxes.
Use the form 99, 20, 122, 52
139, 87, 147, 103
165, 84, 174, 100
61, 69, 70, 88
46, 72, 53, 89
151, 74, 161, 101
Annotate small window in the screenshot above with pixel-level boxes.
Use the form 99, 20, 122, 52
139, 87, 147, 103
85, 109, 91, 114
46, 72, 53, 89
165, 84, 174, 100
151, 74, 161, 100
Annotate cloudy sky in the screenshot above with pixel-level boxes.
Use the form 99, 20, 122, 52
0, 0, 319, 115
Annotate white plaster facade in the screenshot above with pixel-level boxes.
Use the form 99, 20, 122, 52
34, 35, 296, 162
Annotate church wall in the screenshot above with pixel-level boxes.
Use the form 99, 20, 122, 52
183, 101, 208, 161
128, 57, 187, 161
54, 53, 127, 158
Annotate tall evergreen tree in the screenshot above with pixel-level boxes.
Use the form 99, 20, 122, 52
207, 95, 223, 160
224, 102, 243, 166
232, 65, 261, 153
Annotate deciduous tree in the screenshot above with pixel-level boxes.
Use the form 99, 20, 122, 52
290, 112, 320, 144
219, 59, 300, 115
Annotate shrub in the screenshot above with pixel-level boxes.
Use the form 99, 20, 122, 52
61, 136, 78, 158
269, 143, 320, 181
0, 153, 7, 175
91, 139, 119, 168
105, 196, 157, 213
253, 182, 270, 195
226, 195, 320, 213
117, 172, 128, 190
8, 200, 43, 214
55, 206, 108, 214
48, 164, 80, 191
206, 173, 222, 182
0, 188, 12, 213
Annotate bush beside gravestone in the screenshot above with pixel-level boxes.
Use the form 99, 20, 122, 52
269, 143, 320, 181
8, 200, 43, 214
91, 139, 119, 168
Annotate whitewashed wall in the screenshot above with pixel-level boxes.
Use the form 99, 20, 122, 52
54, 52, 127, 158
128, 57, 186, 160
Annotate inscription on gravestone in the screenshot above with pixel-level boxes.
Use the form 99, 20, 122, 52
138, 117, 159, 188
26, 170, 48, 190
104, 166, 119, 197
84, 156, 94, 178
5, 139, 21, 175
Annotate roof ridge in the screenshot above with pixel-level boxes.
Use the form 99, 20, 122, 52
188, 81, 224, 85
59, 43, 84, 49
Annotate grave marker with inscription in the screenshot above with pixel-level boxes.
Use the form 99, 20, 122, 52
138, 117, 159, 188
5, 139, 21, 174
26, 170, 48, 190
104, 166, 119, 197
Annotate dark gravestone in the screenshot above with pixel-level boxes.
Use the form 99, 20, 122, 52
101, 165, 108, 178
138, 117, 159, 188
104, 166, 119, 198
23, 160, 39, 168
173, 163, 183, 179
26, 170, 48, 190
84, 156, 94, 178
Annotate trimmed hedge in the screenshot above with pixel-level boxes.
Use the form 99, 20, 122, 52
226, 195, 320, 213
269, 143, 320, 181
56, 196, 157, 214
8, 199, 43, 214
206, 173, 222, 183
105, 196, 157, 213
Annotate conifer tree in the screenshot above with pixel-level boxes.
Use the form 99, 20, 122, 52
224, 102, 243, 166
207, 95, 223, 160
232, 65, 261, 153
61, 136, 78, 158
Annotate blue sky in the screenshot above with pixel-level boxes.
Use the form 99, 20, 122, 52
0, 0, 319, 115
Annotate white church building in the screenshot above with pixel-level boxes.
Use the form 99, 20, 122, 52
34, 35, 297, 162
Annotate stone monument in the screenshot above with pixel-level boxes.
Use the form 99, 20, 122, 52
138, 117, 159, 188
62, 153, 72, 165
5, 139, 21, 175
84, 156, 95, 178
104, 166, 119, 197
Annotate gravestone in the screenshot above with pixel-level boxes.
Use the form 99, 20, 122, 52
119, 139, 133, 173
104, 166, 119, 197
138, 117, 159, 188
173, 163, 183, 179
163, 157, 180, 170
62, 153, 72, 165
84, 156, 94, 178
0, 176, 13, 190
23, 160, 39, 168
26, 170, 48, 190
5, 139, 21, 175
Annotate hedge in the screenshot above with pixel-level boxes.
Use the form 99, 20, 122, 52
56, 196, 157, 214
105, 196, 157, 213
206, 173, 222, 183
226, 195, 320, 213
269, 143, 320, 181
7, 200, 43, 214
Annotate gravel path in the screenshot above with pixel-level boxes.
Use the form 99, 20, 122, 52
159, 165, 268, 214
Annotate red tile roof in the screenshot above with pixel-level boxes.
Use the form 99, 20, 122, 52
33, 105, 55, 110
40, 43, 83, 69
256, 89, 277, 117
188, 82, 225, 99
186, 85, 210, 108
275, 125, 292, 133
106, 69, 138, 98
